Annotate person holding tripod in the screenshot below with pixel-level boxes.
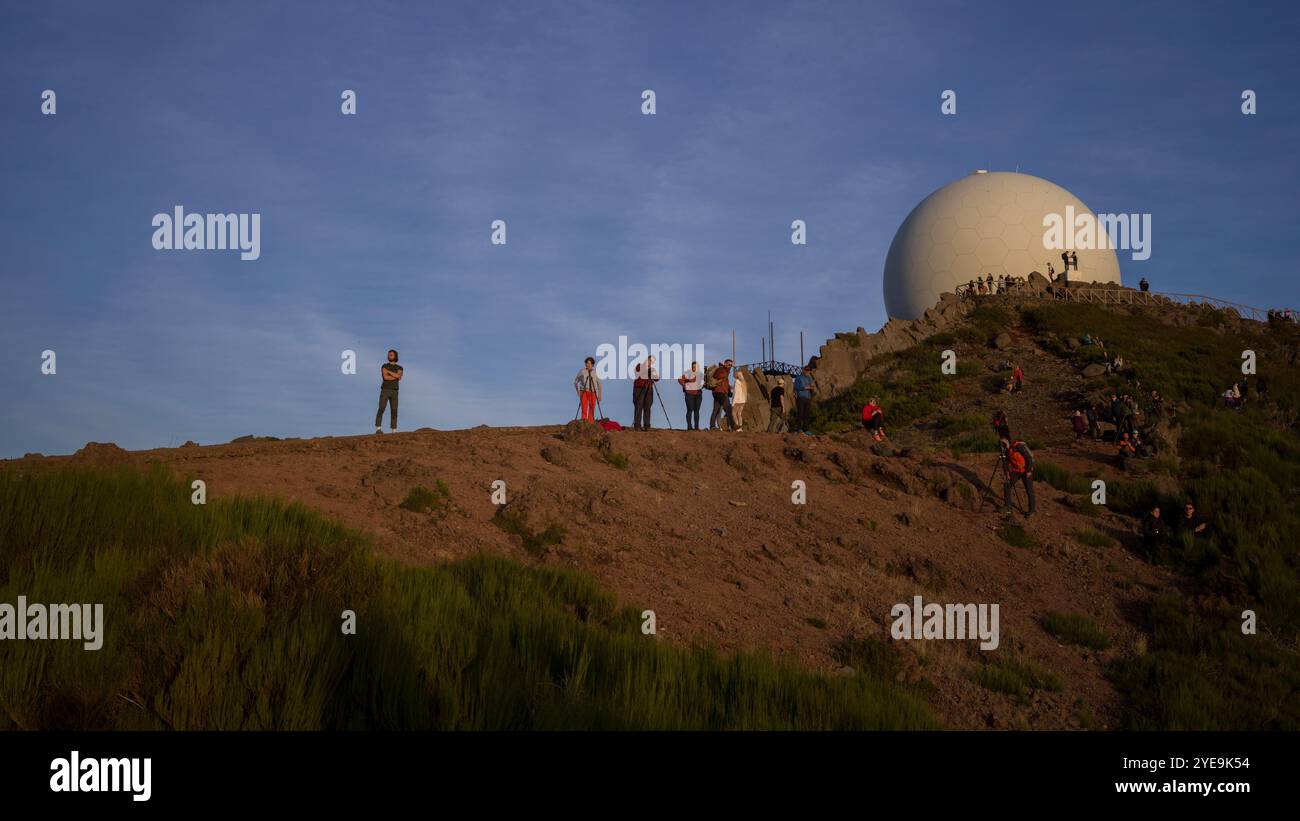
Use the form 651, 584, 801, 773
678, 361, 704, 430
632, 356, 659, 431
999, 435, 1036, 517
574, 356, 602, 423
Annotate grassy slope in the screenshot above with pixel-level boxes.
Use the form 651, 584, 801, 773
0, 466, 936, 730
823, 300, 1300, 729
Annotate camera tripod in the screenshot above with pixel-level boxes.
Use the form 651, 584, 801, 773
978, 450, 1025, 514
573, 372, 606, 423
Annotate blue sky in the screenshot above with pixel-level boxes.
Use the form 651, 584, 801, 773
2, 0, 1298, 456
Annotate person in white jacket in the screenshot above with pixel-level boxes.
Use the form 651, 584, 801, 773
732, 369, 747, 432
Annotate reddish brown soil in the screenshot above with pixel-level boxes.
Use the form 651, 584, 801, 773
12, 325, 1178, 731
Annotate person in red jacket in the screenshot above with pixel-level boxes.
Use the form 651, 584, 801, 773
861, 397, 885, 441
1012, 364, 1024, 392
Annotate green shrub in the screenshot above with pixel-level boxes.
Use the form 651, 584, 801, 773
0, 466, 938, 731
604, 451, 629, 469
1113, 595, 1300, 730
1071, 528, 1112, 548
493, 508, 567, 557
997, 523, 1039, 550
398, 482, 451, 514
951, 431, 999, 456
1034, 461, 1090, 494
973, 657, 1063, 702
1040, 612, 1110, 650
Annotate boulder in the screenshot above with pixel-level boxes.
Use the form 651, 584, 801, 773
993, 332, 1013, 350
1081, 363, 1108, 378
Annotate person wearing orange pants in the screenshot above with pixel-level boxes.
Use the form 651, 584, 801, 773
574, 356, 602, 422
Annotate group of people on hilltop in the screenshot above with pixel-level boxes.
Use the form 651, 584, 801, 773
573, 356, 819, 434
1222, 377, 1267, 410
966, 273, 1029, 296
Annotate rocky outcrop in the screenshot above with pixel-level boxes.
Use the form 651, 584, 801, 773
810, 292, 975, 400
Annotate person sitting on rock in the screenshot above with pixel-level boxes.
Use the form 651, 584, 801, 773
1117, 432, 1138, 465
862, 397, 885, 441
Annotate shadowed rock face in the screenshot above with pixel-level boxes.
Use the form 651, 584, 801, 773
811, 292, 974, 400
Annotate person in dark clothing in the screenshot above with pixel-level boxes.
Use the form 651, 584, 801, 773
992, 410, 1011, 441
793, 367, 816, 434
708, 360, 735, 430
1257, 376, 1268, 399
1140, 506, 1167, 553
1178, 502, 1208, 537
999, 436, 1036, 516
766, 378, 789, 433
1109, 393, 1126, 436
1085, 403, 1101, 440
1139, 277, 1150, 292
1071, 409, 1089, 441
375, 349, 403, 433
632, 356, 658, 431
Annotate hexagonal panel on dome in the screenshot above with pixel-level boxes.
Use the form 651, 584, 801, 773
1003, 248, 1036, 276
927, 216, 958, 244
975, 236, 1009, 267
927, 241, 956, 272
950, 227, 980, 255
975, 216, 1004, 239
997, 204, 1025, 225
1002, 223, 1031, 250
953, 207, 980, 229
949, 252, 982, 282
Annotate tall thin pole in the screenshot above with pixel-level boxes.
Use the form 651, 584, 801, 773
731, 330, 736, 364
800, 331, 804, 366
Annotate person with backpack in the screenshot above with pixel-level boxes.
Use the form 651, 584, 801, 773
574, 356, 602, 423
707, 360, 735, 431
677, 361, 704, 430
375, 349, 403, 434
731, 368, 748, 432
632, 356, 658, 431
862, 397, 885, 441
793, 366, 816, 433
999, 435, 1036, 516
766, 377, 789, 433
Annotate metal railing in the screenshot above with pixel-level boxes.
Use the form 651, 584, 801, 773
955, 282, 1295, 324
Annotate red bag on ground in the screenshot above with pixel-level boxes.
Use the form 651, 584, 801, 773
599, 419, 623, 432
